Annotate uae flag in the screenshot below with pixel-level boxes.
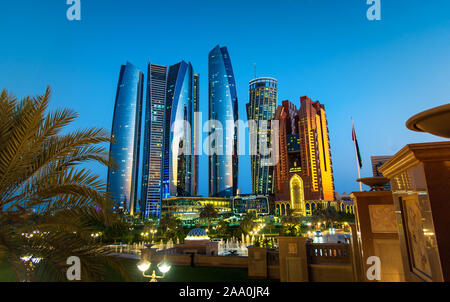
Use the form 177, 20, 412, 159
352, 124, 363, 168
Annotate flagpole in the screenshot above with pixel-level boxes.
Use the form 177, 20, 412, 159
351, 117, 362, 192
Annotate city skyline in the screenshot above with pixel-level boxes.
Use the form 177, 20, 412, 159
1, 0, 448, 196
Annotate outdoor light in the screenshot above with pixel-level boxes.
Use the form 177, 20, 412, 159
137, 259, 151, 272
20, 256, 32, 262
137, 259, 171, 282
158, 261, 171, 274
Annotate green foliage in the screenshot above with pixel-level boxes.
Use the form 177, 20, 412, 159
238, 212, 257, 235
215, 219, 233, 239
0, 87, 130, 281
311, 203, 339, 228
158, 213, 183, 243
280, 209, 302, 236
199, 204, 218, 230
254, 237, 275, 249
336, 211, 355, 224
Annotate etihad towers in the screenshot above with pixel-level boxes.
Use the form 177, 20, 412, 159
141, 63, 167, 218
162, 61, 195, 199
208, 45, 239, 197
107, 62, 144, 215
141, 61, 198, 218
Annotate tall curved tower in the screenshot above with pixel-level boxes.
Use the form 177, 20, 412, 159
107, 62, 144, 215
208, 45, 239, 197
162, 61, 194, 199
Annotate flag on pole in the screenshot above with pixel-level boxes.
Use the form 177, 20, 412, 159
352, 124, 363, 168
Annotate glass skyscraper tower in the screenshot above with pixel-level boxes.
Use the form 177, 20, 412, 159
193, 74, 200, 196
247, 77, 278, 195
141, 63, 167, 218
208, 45, 239, 197
162, 61, 195, 198
107, 62, 143, 215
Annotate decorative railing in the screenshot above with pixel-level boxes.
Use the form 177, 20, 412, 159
306, 243, 352, 264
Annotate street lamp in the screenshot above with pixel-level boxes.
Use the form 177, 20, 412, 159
137, 259, 171, 282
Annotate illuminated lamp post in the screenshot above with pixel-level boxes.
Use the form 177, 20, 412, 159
137, 259, 171, 282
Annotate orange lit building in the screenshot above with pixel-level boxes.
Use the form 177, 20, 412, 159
273, 97, 335, 215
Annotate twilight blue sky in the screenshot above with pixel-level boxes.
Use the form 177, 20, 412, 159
1, 0, 449, 196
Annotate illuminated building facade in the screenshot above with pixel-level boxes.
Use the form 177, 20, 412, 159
273, 97, 335, 215
162, 61, 195, 199
141, 63, 167, 218
246, 77, 277, 195
232, 195, 270, 216
275, 199, 353, 216
208, 45, 239, 197
107, 62, 144, 215
161, 196, 231, 222
298, 96, 335, 201
193, 74, 200, 196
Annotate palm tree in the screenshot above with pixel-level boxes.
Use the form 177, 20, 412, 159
311, 204, 338, 228
239, 212, 257, 235
199, 204, 218, 231
280, 209, 302, 236
266, 219, 276, 235
323, 206, 338, 228
216, 219, 232, 239
0, 87, 130, 281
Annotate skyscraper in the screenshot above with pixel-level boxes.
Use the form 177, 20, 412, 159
193, 74, 200, 196
162, 61, 194, 198
273, 97, 335, 213
141, 63, 167, 218
247, 77, 277, 195
298, 96, 335, 201
208, 45, 239, 197
107, 62, 144, 215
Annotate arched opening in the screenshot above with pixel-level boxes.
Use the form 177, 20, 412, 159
290, 174, 305, 216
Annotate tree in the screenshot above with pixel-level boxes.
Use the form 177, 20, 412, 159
323, 206, 339, 228
311, 204, 339, 228
199, 204, 218, 231
216, 219, 232, 239
280, 209, 302, 236
265, 217, 277, 234
158, 213, 183, 242
239, 212, 257, 235
0, 87, 130, 281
